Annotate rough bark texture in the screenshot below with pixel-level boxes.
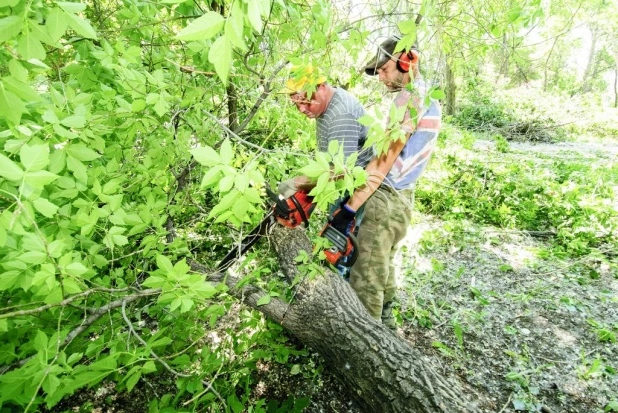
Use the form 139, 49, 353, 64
220, 225, 479, 413
445, 55, 456, 116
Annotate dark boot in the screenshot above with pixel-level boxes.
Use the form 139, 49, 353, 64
381, 301, 397, 330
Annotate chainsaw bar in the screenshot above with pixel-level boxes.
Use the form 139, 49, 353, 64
216, 210, 276, 272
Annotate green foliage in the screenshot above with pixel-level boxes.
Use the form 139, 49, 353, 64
416, 153, 617, 256
452, 95, 514, 130
0, 0, 363, 409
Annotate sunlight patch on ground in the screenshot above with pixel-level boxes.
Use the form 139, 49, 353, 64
551, 326, 578, 347
481, 241, 538, 270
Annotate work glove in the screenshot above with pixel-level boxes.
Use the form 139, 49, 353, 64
330, 204, 356, 236
277, 178, 298, 199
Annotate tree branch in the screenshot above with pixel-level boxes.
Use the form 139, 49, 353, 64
120, 301, 226, 406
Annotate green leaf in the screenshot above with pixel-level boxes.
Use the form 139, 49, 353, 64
125, 372, 141, 392
219, 139, 233, 165
175, 11, 224, 41
153, 94, 169, 117
0, 83, 26, 125
397, 19, 417, 35
200, 165, 222, 188
0, 225, 6, 247
60, 115, 86, 128
234, 173, 248, 192
256, 294, 271, 306
244, 187, 261, 203
225, 1, 246, 51
299, 160, 327, 179
156, 255, 174, 273
0, 153, 24, 181
247, 0, 263, 32
42, 108, 59, 124
28, 19, 56, 46
17, 31, 46, 61
66, 143, 100, 161
0, 271, 21, 291
65, 12, 97, 39
227, 394, 244, 413
8, 59, 28, 81
232, 196, 248, 220
66, 155, 88, 183
141, 361, 157, 374
57, 2, 87, 13
20, 144, 49, 171
23, 170, 60, 188
112, 234, 128, 246
131, 99, 146, 112
208, 189, 240, 219
0, 16, 22, 43
47, 8, 69, 42
208, 35, 232, 85
190, 145, 220, 166
430, 89, 445, 99
34, 330, 48, 352
33, 197, 59, 217
219, 174, 234, 192
3, 77, 41, 102
64, 262, 88, 277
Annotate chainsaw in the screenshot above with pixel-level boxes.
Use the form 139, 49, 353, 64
216, 187, 359, 271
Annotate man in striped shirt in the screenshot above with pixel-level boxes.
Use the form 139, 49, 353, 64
278, 65, 373, 198
328, 37, 442, 329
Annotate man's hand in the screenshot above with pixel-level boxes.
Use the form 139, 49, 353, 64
330, 204, 356, 235
277, 178, 298, 199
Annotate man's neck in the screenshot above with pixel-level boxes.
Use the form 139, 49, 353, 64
322, 84, 335, 110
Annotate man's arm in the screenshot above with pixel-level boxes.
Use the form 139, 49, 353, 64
345, 133, 408, 211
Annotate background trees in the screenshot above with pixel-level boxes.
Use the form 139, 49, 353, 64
0, 0, 616, 411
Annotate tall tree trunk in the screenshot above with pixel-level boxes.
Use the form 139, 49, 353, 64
227, 83, 239, 131
501, 34, 509, 77
445, 54, 456, 116
614, 67, 618, 108
580, 23, 598, 93
613, 50, 618, 108
198, 226, 481, 413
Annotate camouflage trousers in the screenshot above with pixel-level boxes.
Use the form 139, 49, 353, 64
349, 185, 414, 320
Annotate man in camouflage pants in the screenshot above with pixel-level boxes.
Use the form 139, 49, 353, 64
328, 37, 442, 328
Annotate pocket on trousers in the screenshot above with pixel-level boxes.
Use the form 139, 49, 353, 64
365, 191, 387, 223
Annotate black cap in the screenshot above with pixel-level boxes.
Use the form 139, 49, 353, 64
364, 37, 418, 76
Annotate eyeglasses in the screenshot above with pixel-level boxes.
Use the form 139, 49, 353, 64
290, 98, 318, 106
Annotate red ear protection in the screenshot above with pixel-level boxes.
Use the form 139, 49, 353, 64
396, 50, 418, 73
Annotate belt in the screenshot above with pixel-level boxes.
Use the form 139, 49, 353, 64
378, 183, 414, 195
377, 184, 416, 208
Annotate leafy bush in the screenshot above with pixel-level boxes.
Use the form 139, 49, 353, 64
452, 96, 514, 131
416, 155, 617, 256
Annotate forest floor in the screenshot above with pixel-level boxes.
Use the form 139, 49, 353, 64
50, 133, 617, 413
302, 134, 618, 413
390, 136, 617, 413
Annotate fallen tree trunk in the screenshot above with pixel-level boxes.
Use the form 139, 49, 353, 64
200, 225, 479, 413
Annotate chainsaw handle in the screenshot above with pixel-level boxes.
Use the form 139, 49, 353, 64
288, 192, 310, 227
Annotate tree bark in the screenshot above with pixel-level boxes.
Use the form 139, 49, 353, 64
445, 54, 456, 116
580, 23, 598, 93
227, 83, 239, 131
206, 225, 479, 413
613, 51, 618, 108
